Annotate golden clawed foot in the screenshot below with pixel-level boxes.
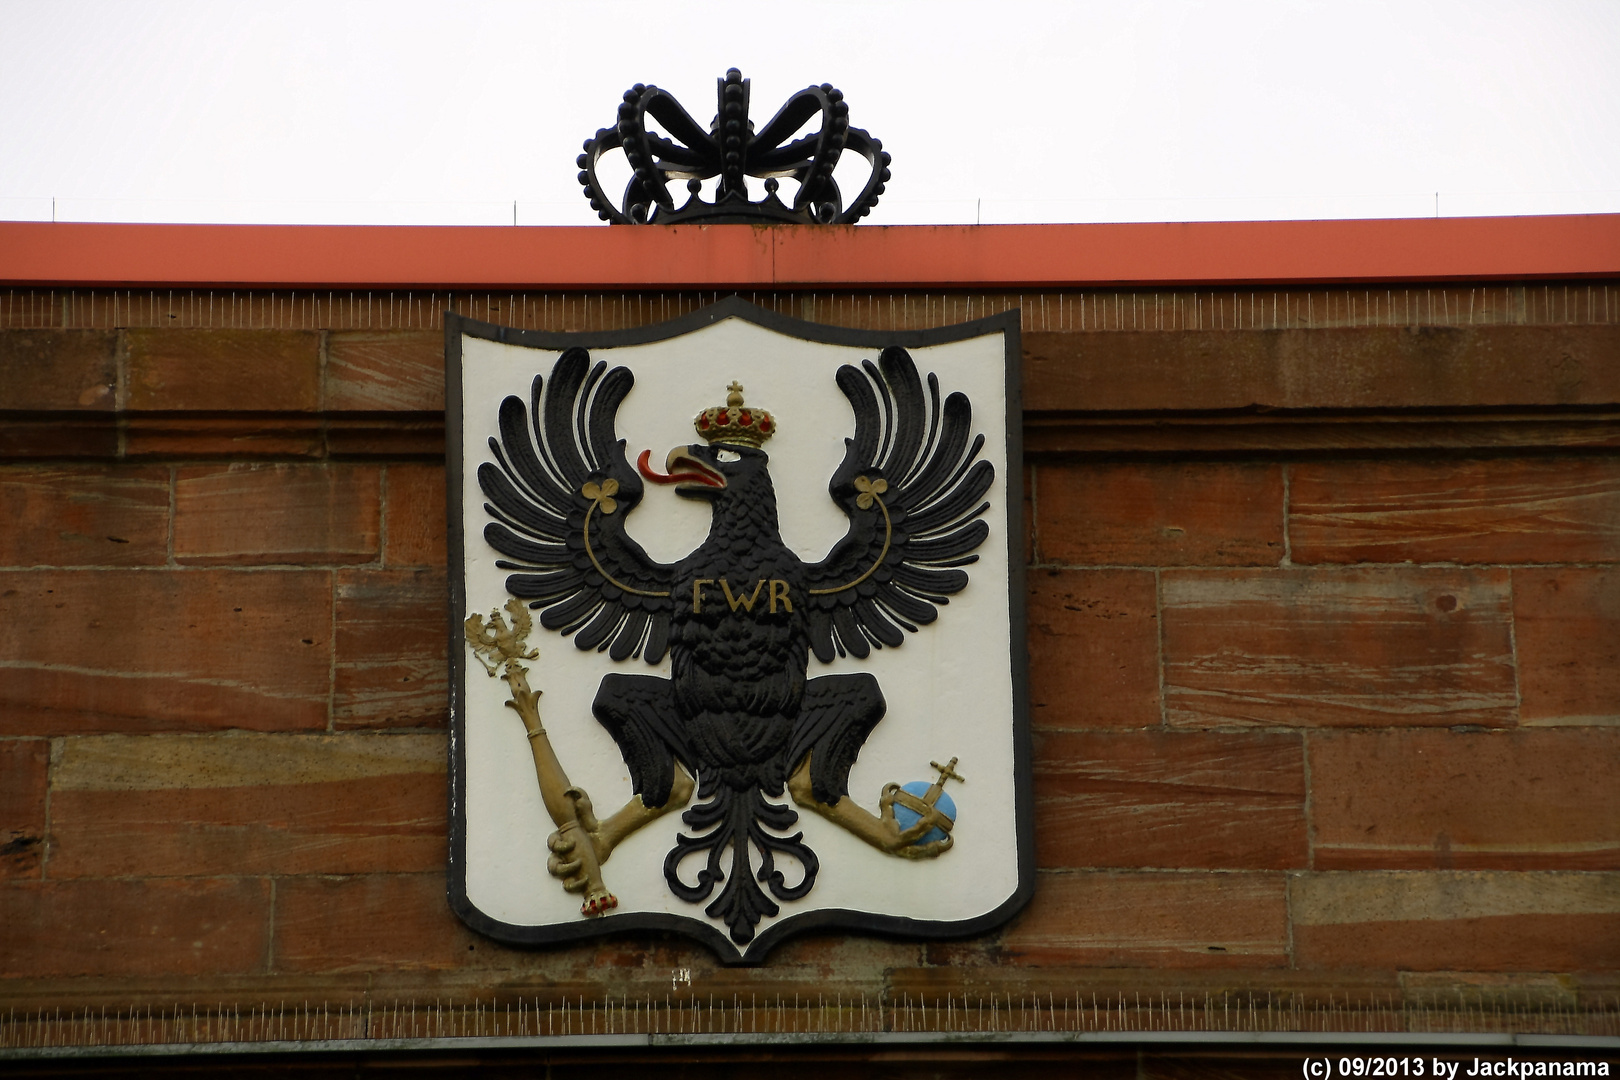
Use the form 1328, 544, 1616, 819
790, 755, 956, 860
892, 833, 953, 860
876, 790, 955, 858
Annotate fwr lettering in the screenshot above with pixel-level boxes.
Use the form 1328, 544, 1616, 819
691, 578, 793, 614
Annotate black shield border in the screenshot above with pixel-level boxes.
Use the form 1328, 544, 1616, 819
445, 296, 1030, 965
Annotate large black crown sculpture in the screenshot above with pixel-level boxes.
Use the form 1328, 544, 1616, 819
578, 69, 890, 225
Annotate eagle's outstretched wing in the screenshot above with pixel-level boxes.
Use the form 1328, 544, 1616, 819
478, 347, 678, 662
801, 346, 995, 662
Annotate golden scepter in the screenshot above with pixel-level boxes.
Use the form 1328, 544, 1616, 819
465, 599, 617, 917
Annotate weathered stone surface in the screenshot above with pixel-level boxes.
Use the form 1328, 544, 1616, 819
0, 466, 169, 567
48, 733, 445, 877
175, 464, 380, 566
1024, 325, 1620, 413
0, 415, 119, 459
1290, 457, 1620, 565
1036, 463, 1284, 567
1310, 730, 1620, 869
5, 290, 1620, 1010
1514, 567, 1620, 726
122, 415, 325, 459
1291, 871, 1620, 972
325, 331, 444, 412
1035, 731, 1306, 870
0, 879, 270, 977
1027, 569, 1159, 729
334, 569, 448, 730
385, 464, 447, 569
985, 871, 1290, 968
273, 874, 495, 973
0, 569, 331, 734
0, 740, 47, 879
125, 329, 319, 412
1162, 569, 1517, 728
0, 330, 117, 411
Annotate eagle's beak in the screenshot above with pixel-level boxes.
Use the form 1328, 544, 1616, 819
636, 447, 725, 491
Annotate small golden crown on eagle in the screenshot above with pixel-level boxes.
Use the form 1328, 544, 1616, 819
694, 381, 776, 448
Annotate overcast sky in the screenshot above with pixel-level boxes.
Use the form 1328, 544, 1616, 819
2, 0, 1616, 227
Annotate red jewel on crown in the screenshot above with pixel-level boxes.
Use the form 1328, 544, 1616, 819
695, 382, 775, 448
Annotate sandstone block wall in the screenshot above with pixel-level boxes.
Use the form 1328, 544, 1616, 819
1, 283, 1616, 1026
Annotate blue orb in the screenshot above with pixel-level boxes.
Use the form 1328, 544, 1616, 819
893, 782, 956, 845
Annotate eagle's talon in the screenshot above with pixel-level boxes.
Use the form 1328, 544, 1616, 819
893, 833, 953, 860
880, 802, 954, 856
878, 785, 953, 845
790, 756, 955, 861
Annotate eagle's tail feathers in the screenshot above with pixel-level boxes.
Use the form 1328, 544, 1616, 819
662, 786, 818, 946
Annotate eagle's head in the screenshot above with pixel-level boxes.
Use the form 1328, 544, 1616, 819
633, 381, 778, 514
636, 442, 772, 503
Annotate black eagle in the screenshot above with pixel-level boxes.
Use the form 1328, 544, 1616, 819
478, 345, 993, 944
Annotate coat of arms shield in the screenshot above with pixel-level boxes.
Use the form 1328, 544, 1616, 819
447, 298, 1031, 963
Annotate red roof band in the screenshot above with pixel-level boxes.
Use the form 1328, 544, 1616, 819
1, 215, 1616, 289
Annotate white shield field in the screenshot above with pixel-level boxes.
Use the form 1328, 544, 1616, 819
449, 300, 1030, 963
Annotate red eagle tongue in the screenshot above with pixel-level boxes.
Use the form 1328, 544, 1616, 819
636, 449, 722, 487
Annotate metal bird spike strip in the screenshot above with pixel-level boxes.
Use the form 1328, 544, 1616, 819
578, 68, 891, 225
3, 990, 1617, 1054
